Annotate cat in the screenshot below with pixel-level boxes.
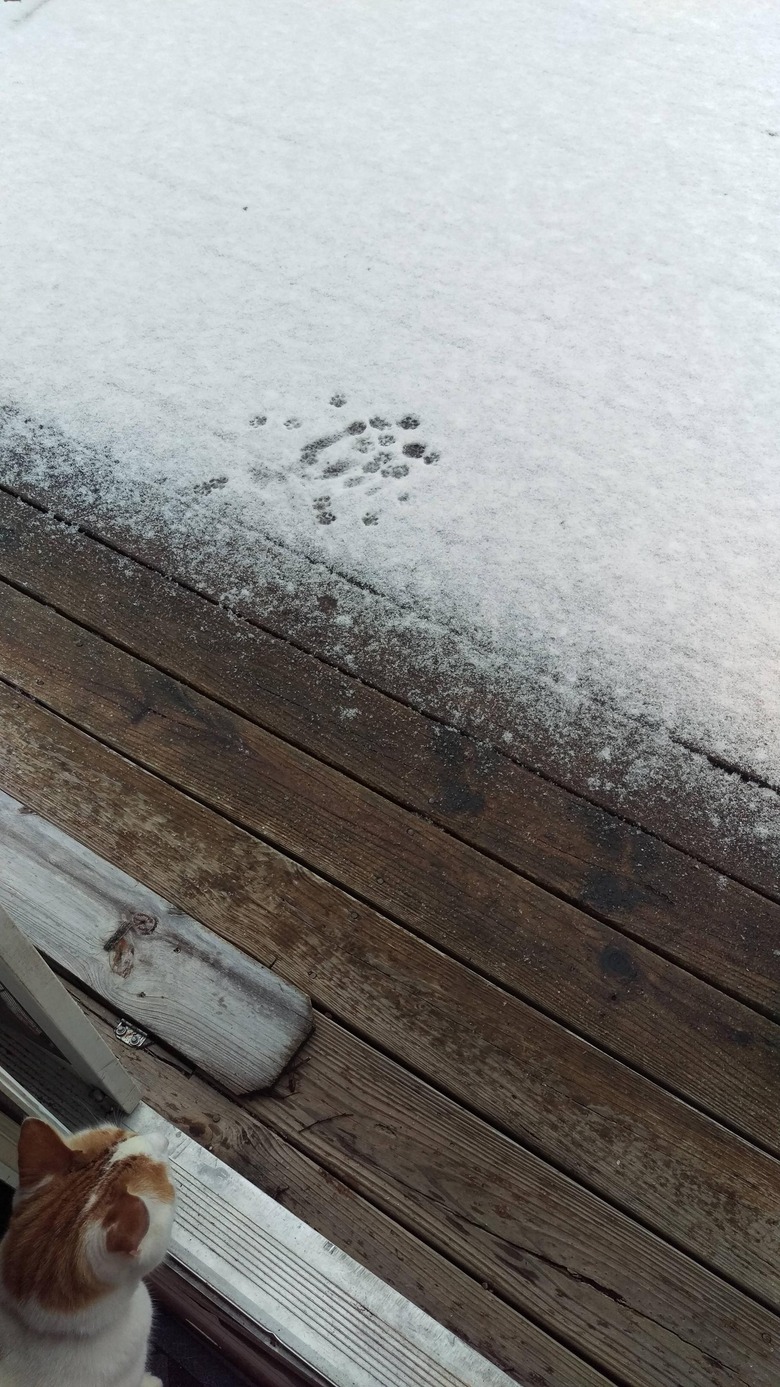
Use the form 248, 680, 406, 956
0, 1118, 175, 1387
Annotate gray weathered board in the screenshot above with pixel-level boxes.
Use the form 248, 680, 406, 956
0, 791, 312, 1095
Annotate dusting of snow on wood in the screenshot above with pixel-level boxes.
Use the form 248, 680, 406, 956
1, 0, 779, 853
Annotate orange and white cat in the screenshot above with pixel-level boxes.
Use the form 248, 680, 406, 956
0, 1118, 176, 1387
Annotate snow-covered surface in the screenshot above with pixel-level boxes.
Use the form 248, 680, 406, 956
1, 0, 779, 812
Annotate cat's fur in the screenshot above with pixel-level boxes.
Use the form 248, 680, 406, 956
0, 1119, 175, 1387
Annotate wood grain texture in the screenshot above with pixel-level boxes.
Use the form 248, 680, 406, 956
70, 1002, 604, 1387
251, 1015, 780, 1387
150, 1281, 318, 1387
23, 850, 778, 1386
0, 492, 776, 1016
30, 931, 780, 1384
2, 685, 780, 1316
1, 579, 780, 1158
72, 983, 780, 1387
0, 456, 776, 903
0, 790, 311, 1094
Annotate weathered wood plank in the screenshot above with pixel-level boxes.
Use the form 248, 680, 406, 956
73, 982, 780, 1387
5, 806, 772, 1386
0, 492, 776, 1016
9, 866, 777, 1387
1, 579, 780, 1159
0, 791, 311, 1095
1, 450, 776, 903
69, 1003, 604, 1387
150, 1279, 321, 1387
150, 1285, 319, 1387
253, 1014, 780, 1387
9, 693, 777, 1387
2, 685, 780, 1317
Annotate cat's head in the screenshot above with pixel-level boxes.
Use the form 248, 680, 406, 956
0, 1119, 175, 1320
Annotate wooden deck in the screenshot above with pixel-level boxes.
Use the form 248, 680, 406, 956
0, 486, 779, 1386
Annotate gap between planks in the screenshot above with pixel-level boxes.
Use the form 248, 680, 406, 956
2, 685, 780, 1332
5, 792, 779, 1387
72, 981, 780, 1387
0, 471, 775, 903
0, 579, 779, 1169
0, 491, 777, 1024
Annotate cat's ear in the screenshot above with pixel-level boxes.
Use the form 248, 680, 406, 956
104, 1191, 150, 1257
17, 1118, 73, 1187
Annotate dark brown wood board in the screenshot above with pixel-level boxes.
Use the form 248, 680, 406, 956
2, 488, 780, 1387
0, 578, 779, 1160
70, 992, 607, 1387
9, 816, 780, 1387
75, 984, 780, 1387
2, 684, 780, 1317
0, 491, 777, 1017
7, 825, 774, 1387
1, 442, 777, 903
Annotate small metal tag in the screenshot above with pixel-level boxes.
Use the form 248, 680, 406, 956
115, 1018, 149, 1049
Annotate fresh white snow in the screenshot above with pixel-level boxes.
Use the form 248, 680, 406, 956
1, 0, 779, 798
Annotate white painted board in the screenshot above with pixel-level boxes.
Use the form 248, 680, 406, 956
0, 791, 312, 1094
0, 901, 140, 1112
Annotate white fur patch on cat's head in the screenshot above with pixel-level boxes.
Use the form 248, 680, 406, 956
108, 1130, 169, 1166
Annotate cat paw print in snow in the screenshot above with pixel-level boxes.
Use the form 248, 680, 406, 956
294, 398, 440, 526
